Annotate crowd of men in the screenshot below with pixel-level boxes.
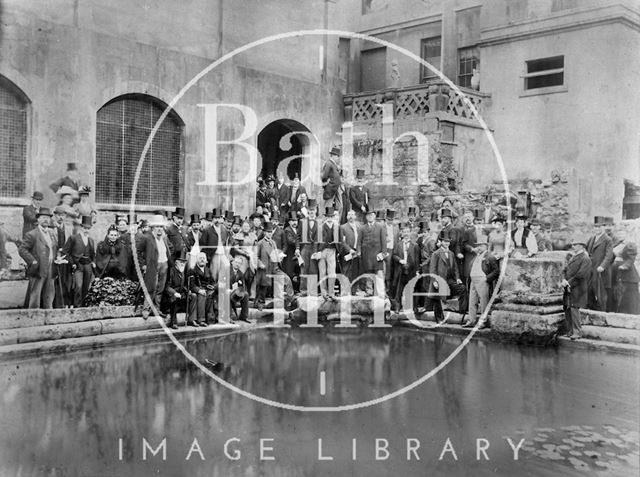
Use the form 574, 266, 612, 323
3, 155, 638, 336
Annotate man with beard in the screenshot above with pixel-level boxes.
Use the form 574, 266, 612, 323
187, 251, 216, 326
164, 249, 188, 329
202, 208, 229, 283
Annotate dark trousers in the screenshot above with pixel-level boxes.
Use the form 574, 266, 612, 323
231, 293, 249, 320
564, 306, 582, 337
433, 280, 467, 322
167, 297, 186, 326
72, 263, 94, 307
189, 291, 216, 324
143, 262, 168, 309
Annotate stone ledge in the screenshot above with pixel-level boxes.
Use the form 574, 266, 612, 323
0, 306, 140, 330
580, 309, 640, 330
499, 293, 563, 306
490, 310, 565, 346
493, 302, 564, 315
581, 325, 639, 346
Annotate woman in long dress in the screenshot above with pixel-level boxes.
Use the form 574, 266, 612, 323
612, 243, 639, 314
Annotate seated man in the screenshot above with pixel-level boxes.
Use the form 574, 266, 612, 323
164, 249, 189, 329
186, 252, 217, 326
227, 256, 250, 322
429, 235, 467, 323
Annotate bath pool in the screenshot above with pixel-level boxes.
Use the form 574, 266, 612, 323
0, 327, 638, 476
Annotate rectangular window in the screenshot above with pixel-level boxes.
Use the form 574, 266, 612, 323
360, 47, 387, 92
420, 37, 441, 83
457, 47, 479, 88
524, 55, 564, 90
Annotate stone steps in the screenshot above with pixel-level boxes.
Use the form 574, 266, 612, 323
581, 325, 639, 346
580, 309, 640, 330
0, 306, 140, 330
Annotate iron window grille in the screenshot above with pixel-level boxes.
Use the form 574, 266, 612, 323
96, 95, 183, 207
0, 76, 27, 199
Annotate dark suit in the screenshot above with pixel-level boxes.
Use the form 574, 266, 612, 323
282, 225, 300, 286
187, 264, 216, 323
166, 222, 188, 260
164, 265, 187, 326
392, 240, 419, 309
563, 251, 592, 336
586, 233, 614, 311
339, 222, 361, 283
276, 183, 291, 214
429, 247, 467, 321
22, 205, 39, 238
298, 218, 320, 289
438, 223, 461, 256
361, 222, 386, 273
228, 267, 249, 320
63, 233, 96, 307
137, 232, 174, 309
321, 158, 341, 201
19, 226, 58, 308
288, 186, 307, 211
349, 185, 369, 222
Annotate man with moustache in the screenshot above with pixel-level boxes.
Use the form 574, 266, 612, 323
255, 222, 292, 311
429, 236, 466, 323
62, 215, 96, 307
185, 214, 202, 269
297, 199, 320, 295
166, 207, 188, 261
360, 208, 387, 298
339, 209, 362, 286
282, 211, 301, 292
202, 208, 230, 283
137, 214, 174, 315
348, 169, 369, 223
562, 233, 593, 339
392, 224, 420, 312
318, 207, 340, 299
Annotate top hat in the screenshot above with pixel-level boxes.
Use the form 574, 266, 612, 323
365, 206, 376, 216
571, 233, 590, 247
36, 207, 53, 217
604, 216, 615, 225
173, 207, 185, 218
375, 210, 385, 220
329, 146, 341, 156
386, 209, 396, 219
212, 208, 223, 218
593, 216, 608, 225
263, 221, 276, 232
115, 213, 128, 224
190, 213, 201, 224
78, 185, 91, 195
32, 191, 44, 200
148, 214, 166, 227
288, 211, 299, 221
472, 208, 484, 220
475, 234, 488, 245
324, 206, 335, 216
204, 212, 214, 221
266, 175, 276, 183
175, 248, 188, 262
407, 206, 417, 215
356, 169, 365, 179
441, 208, 453, 219
233, 215, 243, 225
80, 215, 93, 228
224, 210, 235, 221
308, 198, 318, 209
418, 221, 430, 232
66, 162, 77, 171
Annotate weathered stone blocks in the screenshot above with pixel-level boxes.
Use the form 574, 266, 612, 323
490, 310, 565, 346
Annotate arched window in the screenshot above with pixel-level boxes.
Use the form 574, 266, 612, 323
0, 76, 28, 198
96, 94, 183, 206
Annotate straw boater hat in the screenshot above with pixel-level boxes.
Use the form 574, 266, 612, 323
56, 185, 78, 200
571, 233, 589, 247
148, 214, 166, 227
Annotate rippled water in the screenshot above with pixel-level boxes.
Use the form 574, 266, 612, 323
0, 327, 638, 476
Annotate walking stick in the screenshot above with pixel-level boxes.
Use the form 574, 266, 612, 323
185, 275, 191, 327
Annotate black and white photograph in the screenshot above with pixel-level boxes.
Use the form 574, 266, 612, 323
0, 0, 638, 476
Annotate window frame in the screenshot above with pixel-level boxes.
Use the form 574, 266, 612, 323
419, 36, 442, 83
457, 46, 479, 89
522, 55, 566, 94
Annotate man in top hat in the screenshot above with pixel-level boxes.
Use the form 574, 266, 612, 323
438, 208, 461, 256
288, 175, 306, 212
297, 199, 320, 295
22, 191, 44, 237
339, 209, 362, 286
185, 214, 202, 269
321, 146, 344, 217
282, 211, 301, 292
264, 175, 278, 210
164, 248, 189, 329
19, 208, 58, 309
415, 220, 437, 310
50, 162, 80, 194
202, 208, 230, 283
406, 206, 420, 241
318, 206, 340, 299
349, 169, 370, 223
586, 216, 614, 311
383, 209, 400, 297
137, 214, 174, 315
391, 223, 420, 312
166, 207, 188, 261
361, 207, 387, 298
256, 179, 268, 209
255, 221, 292, 310
458, 212, 478, 312
224, 210, 235, 231
429, 235, 467, 323
230, 215, 242, 235
274, 173, 290, 216
462, 235, 499, 328
62, 215, 96, 307
562, 233, 593, 339
200, 211, 213, 231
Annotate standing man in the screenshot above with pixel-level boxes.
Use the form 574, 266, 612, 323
282, 211, 301, 292
166, 207, 187, 261
438, 209, 461, 258
19, 208, 58, 309
562, 233, 593, 340
348, 169, 369, 223
276, 173, 291, 217
383, 209, 399, 299
202, 208, 229, 283
185, 214, 202, 269
49, 162, 80, 193
459, 212, 477, 312
586, 216, 614, 311
137, 214, 174, 315
318, 207, 339, 299
360, 208, 386, 298
297, 199, 320, 295
62, 215, 96, 307
255, 222, 291, 311
407, 206, 420, 241
462, 235, 499, 328
339, 209, 361, 285
22, 191, 44, 237
321, 146, 343, 216
391, 224, 420, 312
288, 175, 306, 213
429, 236, 466, 323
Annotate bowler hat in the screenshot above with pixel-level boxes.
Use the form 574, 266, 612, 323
32, 191, 44, 200
329, 146, 341, 156
386, 209, 396, 219
224, 210, 235, 221
441, 208, 453, 218
356, 169, 365, 179
80, 215, 93, 228
36, 207, 53, 217
190, 213, 200, 224
175, 248, 188, 262
263, 222, 276, 232
212, 208, 223, 218
204, 212, 214, 221
174, 207, 185, 218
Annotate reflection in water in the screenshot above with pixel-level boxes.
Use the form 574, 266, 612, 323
0, 328, 638, 477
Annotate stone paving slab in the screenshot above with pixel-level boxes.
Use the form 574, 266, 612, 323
0, 306, 140, 330
580, 309, 640, 330
493, 302, 564, 315
581, 325, 639, 346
